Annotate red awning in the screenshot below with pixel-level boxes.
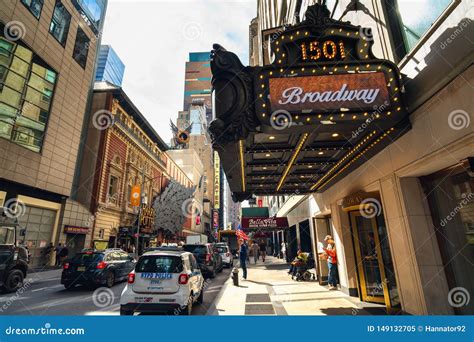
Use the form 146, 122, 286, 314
241, 217, 289, 230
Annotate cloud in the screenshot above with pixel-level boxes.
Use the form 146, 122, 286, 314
101, 0, 256, 144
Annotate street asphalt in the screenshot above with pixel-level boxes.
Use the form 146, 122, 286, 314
0, 267, 231, 316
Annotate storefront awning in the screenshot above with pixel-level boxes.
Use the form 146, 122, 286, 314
209, 4, 411, 202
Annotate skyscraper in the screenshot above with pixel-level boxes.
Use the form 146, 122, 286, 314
183, 52, 213, 124
95, 45, 125, 86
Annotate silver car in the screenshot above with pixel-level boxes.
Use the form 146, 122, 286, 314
214, 243, 233, 268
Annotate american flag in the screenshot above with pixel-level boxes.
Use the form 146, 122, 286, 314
236, 227, 249, 241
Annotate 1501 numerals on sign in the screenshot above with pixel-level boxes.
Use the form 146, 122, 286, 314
300, 40, 346, 61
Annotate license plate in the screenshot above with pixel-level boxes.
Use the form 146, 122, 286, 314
77, 266, 85, 272
134, 297, 153, 303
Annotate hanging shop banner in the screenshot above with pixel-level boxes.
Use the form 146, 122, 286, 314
213, 151, 220, 209
241, 217, 289, 230
130, 185, 141, 207
212, 210, 219, 228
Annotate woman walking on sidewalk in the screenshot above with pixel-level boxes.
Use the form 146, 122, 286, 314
323, 235, 339, 290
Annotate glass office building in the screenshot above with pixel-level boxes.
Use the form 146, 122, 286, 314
95, 45, 125, 86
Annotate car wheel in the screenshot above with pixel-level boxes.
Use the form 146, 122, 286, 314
4, 270, 24, 293
120, 307, 133, 316
180, 295, 193, 315
63, 282, 74, 290
106, 271, 115, 288
196, 288, 204, 305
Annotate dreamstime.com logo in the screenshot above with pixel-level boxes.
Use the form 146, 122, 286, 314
92, 287, 115, 308
92, 110, 115, 130
448, 287, 470, 308
182, 21, 203, 41
181, 198, 202, 219
2, 198, 26, 218
4, 21, 26, 42
448, 109, 470, 130
4, 323, 85, 336
359, 198, 382, 219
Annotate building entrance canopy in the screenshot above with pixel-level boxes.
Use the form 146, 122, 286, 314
209, 4, 410, 202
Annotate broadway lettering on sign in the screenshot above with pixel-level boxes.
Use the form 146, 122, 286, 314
269, 72, 389, 113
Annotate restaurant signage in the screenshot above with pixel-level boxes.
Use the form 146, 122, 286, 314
140, 205, 155, 234
241, 217, 289, 230
64, 225, 89, 235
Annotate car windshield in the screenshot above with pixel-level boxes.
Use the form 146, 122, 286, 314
0, 227, 15, 245
183, 245, 207, 254
71, 253, 103, 263
215, 246, 227, 253
136, 255, 183, 273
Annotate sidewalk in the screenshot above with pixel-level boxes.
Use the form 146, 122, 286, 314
209, 256, 386, 316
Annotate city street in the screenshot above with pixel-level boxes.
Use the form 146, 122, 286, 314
0, 267, 231, 316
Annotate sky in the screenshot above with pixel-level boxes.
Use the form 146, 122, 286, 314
101, 0, 256, 144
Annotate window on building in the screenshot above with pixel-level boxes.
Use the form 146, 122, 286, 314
386, 0, 452, 58
0, 34, 57, 152
49, 0, 71, 46
72, 27, 89, 68
21, 0, 44, 19
108, 175, 119, 199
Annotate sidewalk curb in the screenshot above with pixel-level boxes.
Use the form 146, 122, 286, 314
205, 276, 231, 316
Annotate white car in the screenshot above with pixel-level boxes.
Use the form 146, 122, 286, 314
120, 250, 204, 315
214, 243, 233, 268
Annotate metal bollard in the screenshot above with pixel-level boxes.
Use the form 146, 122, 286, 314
231, 267, 239, 286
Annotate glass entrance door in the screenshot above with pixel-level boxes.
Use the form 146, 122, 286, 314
350, 211, 400, 310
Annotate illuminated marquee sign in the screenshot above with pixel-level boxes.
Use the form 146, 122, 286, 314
209, 3, 410, 201
269, 72, 389, 113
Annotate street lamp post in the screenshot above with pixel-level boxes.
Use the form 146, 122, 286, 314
135, 169, 163, 260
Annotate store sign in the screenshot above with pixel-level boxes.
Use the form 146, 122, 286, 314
269, 73, 389, 113
213, 151, 220, 209
64, 225, 89, 235
140, 205, 155, 234
241, 217, 289, 230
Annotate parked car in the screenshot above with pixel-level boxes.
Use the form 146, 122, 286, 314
0, 210, 28, 293
213, 243, 233, 268
61, 249, 136, 289
120, 250, 204, 315
182, 243, 222, 278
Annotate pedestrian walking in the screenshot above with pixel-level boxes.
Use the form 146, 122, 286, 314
238, 239, 248, 280
58, 244, 69, 266
54, 243, 62, 267
251, 242, 259, 264
280, 241, 286, 260
42, 242, 53, 266
323, 235, 339, 290
259, 239, 267, 262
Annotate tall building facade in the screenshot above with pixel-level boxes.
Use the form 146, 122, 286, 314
250, 0, 473, 315
183, 52, 213, 124
0, 0, 107, 267
73, 82, 192, 254
95, 45, 125, 86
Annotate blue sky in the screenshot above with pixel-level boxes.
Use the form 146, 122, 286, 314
101, 0, 256, 144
